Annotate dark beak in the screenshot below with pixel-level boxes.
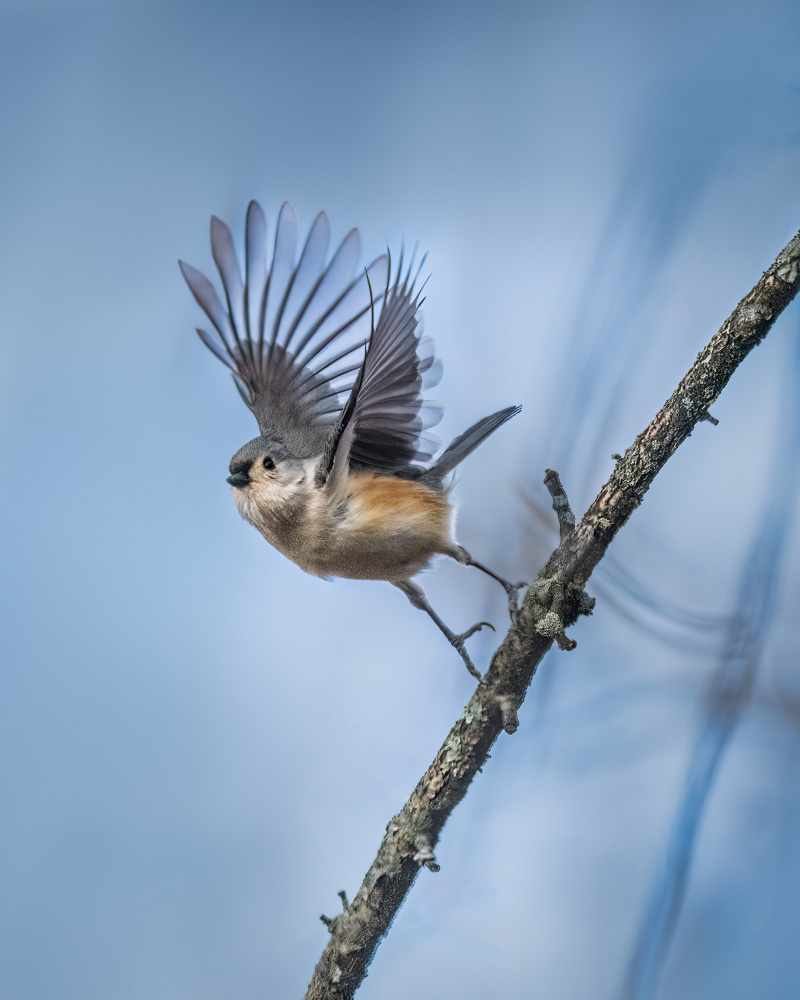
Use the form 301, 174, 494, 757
226, 471, 251, 488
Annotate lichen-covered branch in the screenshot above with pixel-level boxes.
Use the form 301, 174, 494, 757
304, 228, 800, 1000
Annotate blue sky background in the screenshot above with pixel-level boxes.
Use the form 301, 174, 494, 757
2, 1, 800, 998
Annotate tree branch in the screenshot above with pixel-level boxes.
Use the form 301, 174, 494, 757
304, 228, 800, 1000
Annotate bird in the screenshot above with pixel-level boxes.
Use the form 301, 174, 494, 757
179, 201, 523, 679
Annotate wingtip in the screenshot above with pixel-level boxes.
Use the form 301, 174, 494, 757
496, 403, 522, 425
178, 259, 199, 282
246, 200, 266, 227
210, 214, 232, 242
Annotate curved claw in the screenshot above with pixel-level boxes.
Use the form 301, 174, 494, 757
456, 620, 495, 643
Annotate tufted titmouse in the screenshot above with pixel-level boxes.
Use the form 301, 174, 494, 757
180, 201, 522, 679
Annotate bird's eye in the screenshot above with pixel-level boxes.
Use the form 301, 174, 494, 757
263, 456, 276, 471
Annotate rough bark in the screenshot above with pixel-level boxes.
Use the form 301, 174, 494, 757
304, 228, 800, 1000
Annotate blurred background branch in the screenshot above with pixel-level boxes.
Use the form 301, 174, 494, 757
620, 328, 800, 1000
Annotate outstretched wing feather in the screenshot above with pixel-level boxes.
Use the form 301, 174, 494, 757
196, 327, 236, 371
180, 201, 386, 456
245, 200, 267, 356
322, 249, 444, 478
180, 261, 235, 351
280, 212, 331, 353
210, 216, 246, 359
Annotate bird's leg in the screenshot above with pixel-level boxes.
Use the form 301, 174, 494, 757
452, 546, 527, 620
396, 580, 493, 681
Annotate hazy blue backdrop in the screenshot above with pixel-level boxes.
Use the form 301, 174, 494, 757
2, 1, 800, 998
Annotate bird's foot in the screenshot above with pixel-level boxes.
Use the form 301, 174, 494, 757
451, 621, 495, 681
505, 581, 529, 621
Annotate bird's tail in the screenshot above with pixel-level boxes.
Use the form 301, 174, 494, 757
421, 405, 520, 485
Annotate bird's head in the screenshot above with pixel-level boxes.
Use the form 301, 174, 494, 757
226, 436, 316, 531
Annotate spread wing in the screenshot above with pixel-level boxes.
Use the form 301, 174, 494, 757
179, 201, 389, 458
321, 246, 443, 482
